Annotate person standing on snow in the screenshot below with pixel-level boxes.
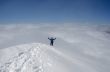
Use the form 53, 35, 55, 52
48, 37, 56, 46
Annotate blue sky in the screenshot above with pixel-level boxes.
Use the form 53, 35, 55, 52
0, 0, 110, 24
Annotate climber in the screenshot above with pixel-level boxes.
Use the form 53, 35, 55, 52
48, 37, 56, 46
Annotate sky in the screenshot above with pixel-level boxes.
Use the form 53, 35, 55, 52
0, 0, 110, 24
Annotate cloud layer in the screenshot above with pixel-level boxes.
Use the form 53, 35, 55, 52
0, 23, 110, 72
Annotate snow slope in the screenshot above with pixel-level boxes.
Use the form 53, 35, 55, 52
0, 43, 78, 72
0, 43, 100, 72
0, 43, 64, 72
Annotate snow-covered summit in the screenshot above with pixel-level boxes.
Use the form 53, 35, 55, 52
0, 43, 75, 72
0, 43, 52, 72
0, 43, 109, 72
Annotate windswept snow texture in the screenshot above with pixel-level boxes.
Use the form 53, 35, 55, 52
0, 43, 52, 72
0, 24, 110, 72
0, 43, 79, 72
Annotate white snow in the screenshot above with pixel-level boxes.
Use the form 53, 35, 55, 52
0, 43, 60, 72
0, 24, 110, 72
0, 43, 84, 72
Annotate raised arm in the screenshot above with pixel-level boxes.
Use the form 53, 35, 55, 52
54, 38, 56, 40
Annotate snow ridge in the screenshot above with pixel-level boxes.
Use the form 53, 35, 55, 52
0, 43, 53, 72
0, 43, 101, 72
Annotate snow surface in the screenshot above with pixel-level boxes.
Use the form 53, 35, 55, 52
0, 43, 88, 72
0, 24, 110, 72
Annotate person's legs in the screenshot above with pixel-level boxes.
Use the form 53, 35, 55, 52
50, 42, 53, 46
51, 43, 53, 46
